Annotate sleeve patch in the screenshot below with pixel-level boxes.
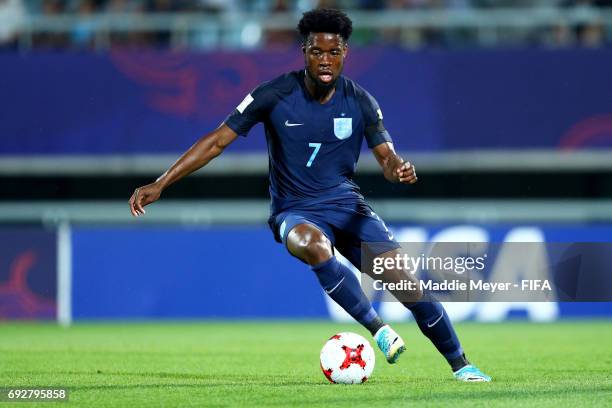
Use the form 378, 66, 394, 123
236, 93, 254, 114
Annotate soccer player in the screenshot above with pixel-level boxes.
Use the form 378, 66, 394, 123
128, 8, 490, 382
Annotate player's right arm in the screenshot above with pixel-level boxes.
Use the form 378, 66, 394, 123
128, 124, 238, 216
129, 77, 279, 216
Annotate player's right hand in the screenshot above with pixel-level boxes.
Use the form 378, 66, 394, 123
128, 182, 162, 217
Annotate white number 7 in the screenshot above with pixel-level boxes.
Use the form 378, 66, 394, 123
306, 142, 321, 167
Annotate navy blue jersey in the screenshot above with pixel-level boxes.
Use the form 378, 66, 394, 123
224, 70, 392, 215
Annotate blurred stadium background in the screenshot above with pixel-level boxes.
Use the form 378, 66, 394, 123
1, 0, 612, 325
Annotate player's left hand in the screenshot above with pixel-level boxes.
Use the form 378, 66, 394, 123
396, 161, 417, 184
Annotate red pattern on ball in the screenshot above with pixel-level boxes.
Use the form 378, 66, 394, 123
339, 344, 367, 370
320, 362, 335, 383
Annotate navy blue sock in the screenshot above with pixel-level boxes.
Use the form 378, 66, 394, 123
312, 257, 383, 335
405, 293, 466, 369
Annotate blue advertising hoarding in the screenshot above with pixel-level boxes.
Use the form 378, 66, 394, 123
1, 48, 612, 154
71, 223, 612, 321
1, 224, 610, 321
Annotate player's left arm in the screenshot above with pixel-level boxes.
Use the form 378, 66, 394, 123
372, 142, 417, 184
357, 87, 417, 184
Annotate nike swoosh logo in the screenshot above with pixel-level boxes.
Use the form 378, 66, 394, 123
427, 313, 444, 328
325, 277, 345, 294
285, 120, 304, 127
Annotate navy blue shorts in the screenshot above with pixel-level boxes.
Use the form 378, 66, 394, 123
268, 201, 400, 270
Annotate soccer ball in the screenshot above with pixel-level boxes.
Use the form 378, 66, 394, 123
320, 332, 375, 384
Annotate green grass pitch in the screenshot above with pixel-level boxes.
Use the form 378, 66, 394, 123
0, 321, 611, 407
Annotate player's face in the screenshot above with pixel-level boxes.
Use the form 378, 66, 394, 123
303, 33, 347, 90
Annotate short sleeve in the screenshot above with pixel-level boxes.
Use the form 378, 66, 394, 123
358, 89, 392, 148
224, 82, 278, 137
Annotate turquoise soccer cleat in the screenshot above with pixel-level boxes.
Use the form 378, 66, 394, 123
374, 324, 406, 364
453, 364, 492, 382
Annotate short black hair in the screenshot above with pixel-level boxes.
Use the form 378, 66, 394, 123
297, 8, 353, 43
